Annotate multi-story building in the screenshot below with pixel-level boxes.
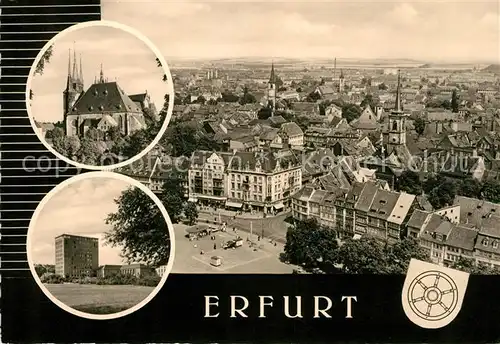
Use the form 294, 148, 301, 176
304, 127, 361, 148
54, 234, 98, 278
279, 122, 304, 148
95, 264, 122, 278
188, 150, 233, 206
188, 149, 302, 213
292, 181, 417, 242
406, 196, 500, 270
120, 263, 156, 278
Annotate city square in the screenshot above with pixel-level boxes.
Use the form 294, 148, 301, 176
172, 222, 295, 274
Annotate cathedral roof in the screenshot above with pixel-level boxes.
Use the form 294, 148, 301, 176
70, 81, 142, 115
129, 93, 148, 103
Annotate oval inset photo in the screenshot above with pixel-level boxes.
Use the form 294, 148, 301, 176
27, 172, 175, 320
27, 20, 174, 170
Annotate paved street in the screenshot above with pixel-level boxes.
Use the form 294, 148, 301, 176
197, 210, 292, 244
172, 223, 295, 274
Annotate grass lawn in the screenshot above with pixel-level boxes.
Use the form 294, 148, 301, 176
45, 283, 155, 314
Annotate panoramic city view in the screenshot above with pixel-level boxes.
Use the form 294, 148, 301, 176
28, 176, 171, 316
101, 0, 500, 275
29, 22, 172, 167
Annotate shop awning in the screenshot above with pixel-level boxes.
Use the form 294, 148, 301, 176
353, 234, 362, 240
188, 197, 198, 203
274, 202, 284, 210
225, 201, 243, 208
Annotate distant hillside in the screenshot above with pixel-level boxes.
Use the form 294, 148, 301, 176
482, 64, 500, 74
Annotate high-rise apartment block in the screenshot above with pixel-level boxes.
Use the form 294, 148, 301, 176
54, 234, 99, 278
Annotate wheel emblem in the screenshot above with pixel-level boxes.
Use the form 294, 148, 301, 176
407, 270, 458, 321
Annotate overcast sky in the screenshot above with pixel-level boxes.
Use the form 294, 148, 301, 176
30, 178, 133, 266
101, 0, 499, 63
30, 24, 169, 123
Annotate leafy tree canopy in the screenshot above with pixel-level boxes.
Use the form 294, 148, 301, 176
106, 187, 171, 266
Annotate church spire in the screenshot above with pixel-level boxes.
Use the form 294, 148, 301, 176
340, 69, 344, 79
79, 54, 84, 85
72, 44, 77, 80
269, 61, 276, 84
394, 69, 402, 112
67, 49, 71, 77
99, 63, 104, 83
66, 49, 72, 88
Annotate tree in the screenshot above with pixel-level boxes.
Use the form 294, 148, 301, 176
481, 180, 500, 203
197, 133, 222, 152
35, 45, 53, 75
35, 264, 55, 277
107, 126, 122, 142
360, 94, 377, 110
335, 237, 388, 274
451, 89, 459, 113
184, 202, 198, 225
341, 103, 362, 123
459, 178, 482, 199
414, 117, 426, 136
174, 93, 184, 105
159, 171, 186, 224
397, 170, 422, 195
78, 137, 101, 165
105, 186, 170, 266
428, 179, 457, 209
48, 126, 65, 140
449, 257, 499, 275
221, 91, 239, 102
378, 83, 388, 90
165, 124, 198, 157
155, 57, 168, 82
283, 219, 338, 271
385, 237, 430, 274
306, 91, 321, 102
85, 127, 101, 141
165, 124, 220, 157
257, 107, 273, 120
442, 99, 452, 110
293, 116, 311, 132
423, 174, 446, 194
239, 86, 257, 105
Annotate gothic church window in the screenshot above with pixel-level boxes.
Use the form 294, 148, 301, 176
392, 121, 398, 131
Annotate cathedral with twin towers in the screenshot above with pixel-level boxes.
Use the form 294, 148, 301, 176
62, 49, 157, 138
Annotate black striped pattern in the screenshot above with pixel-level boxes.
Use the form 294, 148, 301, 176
0, 1, 101, 279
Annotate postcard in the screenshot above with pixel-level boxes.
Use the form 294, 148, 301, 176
0, 0, 499, 342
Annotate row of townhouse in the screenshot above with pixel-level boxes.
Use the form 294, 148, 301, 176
293, 180, 500, 269
304, 126, 361, 148
292, 181, 417, 243
188, 149, 303, 214
408, 196, 500, 270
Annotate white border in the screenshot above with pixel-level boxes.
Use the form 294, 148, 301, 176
26, 171, 176, 320
26, 20, 175, 171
